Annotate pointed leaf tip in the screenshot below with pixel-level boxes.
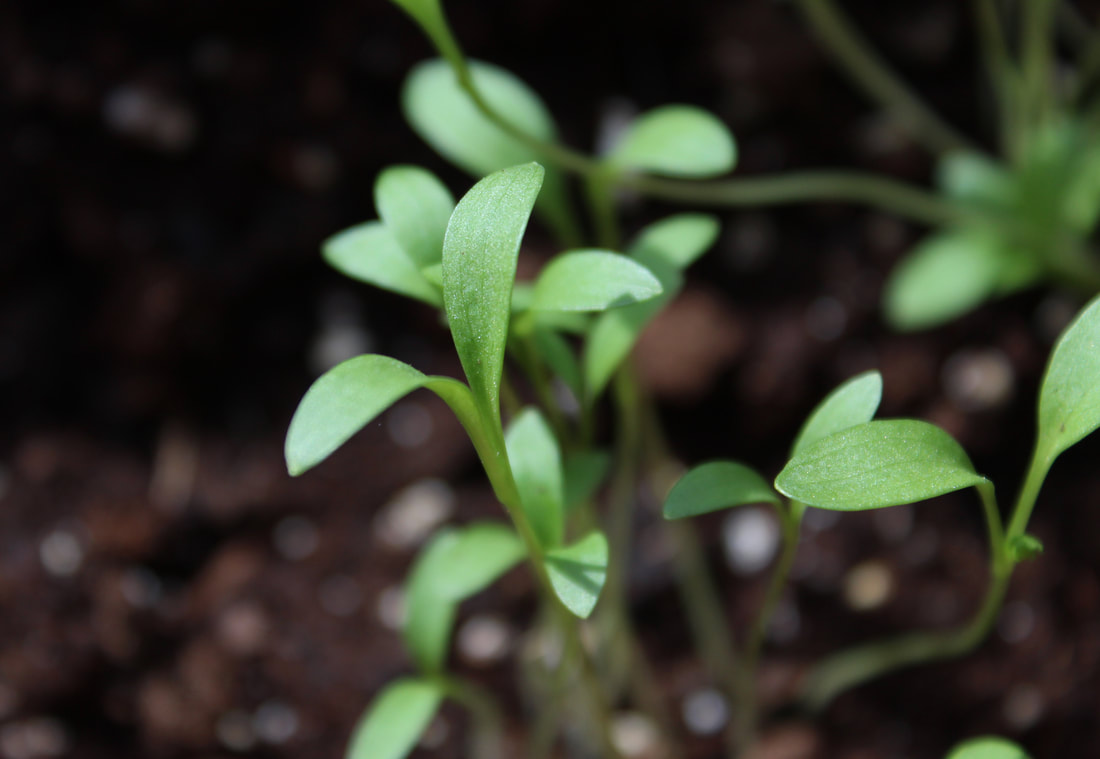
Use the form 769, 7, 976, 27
609, 105, 736, 178
531, 250, 663, 312
1037, 294, 1100, 462
792, 370, 883, 456
664, 461, 778, 520
345, 678, 443, 759
546, 531, 609, 618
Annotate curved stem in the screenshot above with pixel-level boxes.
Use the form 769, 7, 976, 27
794, 0, 976, 154
1005, 443, 1054, 543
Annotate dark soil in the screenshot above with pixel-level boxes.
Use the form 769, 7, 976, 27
3, 1, 1099, 757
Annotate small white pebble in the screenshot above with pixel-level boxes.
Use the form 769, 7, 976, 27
942, 348, 1015, 412
997, 601, 1036, 644
253, 700, 298, 745
39, 530, 83, 577
843, 560, 894, 611
722, 508, 780, 575
611, 712, 659, 757
387, 401, 434, 448
682, 688, 729, 736
273, 516, 319, 561
374, 479, 455, 549
120, 567, 163, 608
457, 615, 514, 665
375, 586, 405, 630
873, 504, 914, 543
318, 575, 363, 617
805, 296, 847, 341
1002, 684, 1044, 730
217, 602, 270, 655
216, 710, 256, 752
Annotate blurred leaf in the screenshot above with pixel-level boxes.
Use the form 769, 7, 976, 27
533, 327, 583, 400
563, 450, 611, 511
505, 408, 564, 548
944, 736, 1031, 759
1007, 534, 1044, 563
1036, 295, 1100, 462
609, 105, 736, 178
791, 371, 882, 456
386, 0, 464, 72
443, 163, 544, 426
375, 165, 455, 268
629, 213, 721, 269
346, 678, 443, 759
775, 420, 989, 511
937, 151, 1015, 210
323, 222, 441, 306
545, 531, 609, 618
531, 250, 662, 312
664, 461, 778, 520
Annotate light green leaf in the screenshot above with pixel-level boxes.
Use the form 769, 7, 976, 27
402, 59, 573, 234
1036, 295, 1100, 462
443, 163, 544, 425
663, 461, 779, 520
609, 105, 736, 178
375, 165, 454, 268
505, 408, 564, 548
323, 222, 441, 306
545, 531, 609, 618
775, 419, 989, 511
791, 371, 883, 456
1007, 534, 1044, 563
531, 250, 662, 312
945, 736, 1031, 759
936, 151, 1015, 210
346, 678, 443, 759
629, 213, 721, 269
883, 230, 1010, 331
432, 523, 525, 600
563, 450, 611, 511
533, 327, 583, 400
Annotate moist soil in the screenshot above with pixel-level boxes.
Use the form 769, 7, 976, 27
3, 1, 1100, 757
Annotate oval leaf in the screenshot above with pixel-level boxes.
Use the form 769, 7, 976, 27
443, 163, 544, 424
563, 450, 611, 512
505, 408, 564, 548
346, 678, 443, 759
792, 371, 883, 456
432, 523, 525, 600
936, 151, 1016, 210
531, 250, 663, 312
629, 213, 721, 269
775, 419, 988, 511
545, 530, 609, 619
664, 461, 779, 520
945, 737, 1031, 759
323, 222, 441, 306
375, 165, 455, 269
1037, 295, 1100, 461
609, 105, 736, 178
533, 327, 583, 401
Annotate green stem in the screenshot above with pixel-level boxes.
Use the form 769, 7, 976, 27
1005, 443, 1054, 543
584, 168, 624, 249
972, 0, 1019, 155
795, 0, 976, 154
1020, 0, 1059, 130
440, 675, 506, 759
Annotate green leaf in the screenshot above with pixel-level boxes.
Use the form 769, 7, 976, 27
883, 230, 1010, 331
323, 222, 441, 306
286, 355, 430, 476
533, 327, 583, 400
375, 165, 455, 268
629, 213, 721, 269
443, 163, 544, 425
401, 59, 573, 234
936, 151, 1015, 211
775, 419, 989, 511
505, 408, 564, 548
945, 736, 1031, 759
1007, 534, 1044, 563
563, 450, 611, 511
545, 531, 609, 618
346, 678, 443, 759
791, 371, 883, 456
531, 250, 663, 312
1036, 295, 1100, 461
403, 524, 524, 671
664, 461, 779, 520
609, 105, 737, 178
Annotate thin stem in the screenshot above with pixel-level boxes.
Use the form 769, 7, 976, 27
1005, 443, 1054, 543
973, 0, 1019, 154
795, 0, 976, 154
584, 169, 624, 249
1020, 0, 1059, 128
440, 675, 506, 759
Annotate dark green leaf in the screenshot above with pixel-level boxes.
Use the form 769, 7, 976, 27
533, 327, 583, 400
944, 736, 1031, 759
609, 106, 736, 178
345, 678, 443, 759
664, 461, 779, 520
563, 450, 611, 511
1007, 534, 1044, 563
1036, 295, 1100, 462
791, 371, 883, 456
375, 165, 454, 269
545, 531, 609, 619
443, 163, 544, 425
531, 251, 662, 312
323, 222, 441, 306
629, 213, 721, 269
504, 408, 564, 548
775, 419, 989, 511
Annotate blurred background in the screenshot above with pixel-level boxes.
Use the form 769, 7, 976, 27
3, 0, 1099, 757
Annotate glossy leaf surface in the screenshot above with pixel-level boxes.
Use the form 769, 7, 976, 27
443, 163, 543, 424
791, 371, 883, 456
545, 531, 609, 618
776, 420, 988, 511
346, 678, 443, 759
664, 461, 779, 520
323, 222, 441, 306
945, 736, 1030, 759
375, 165, 455, 268
609, 105, 736, 178
531, 251, 662, 312
1036, 295, 1100, 462
505, 408, 564, 548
